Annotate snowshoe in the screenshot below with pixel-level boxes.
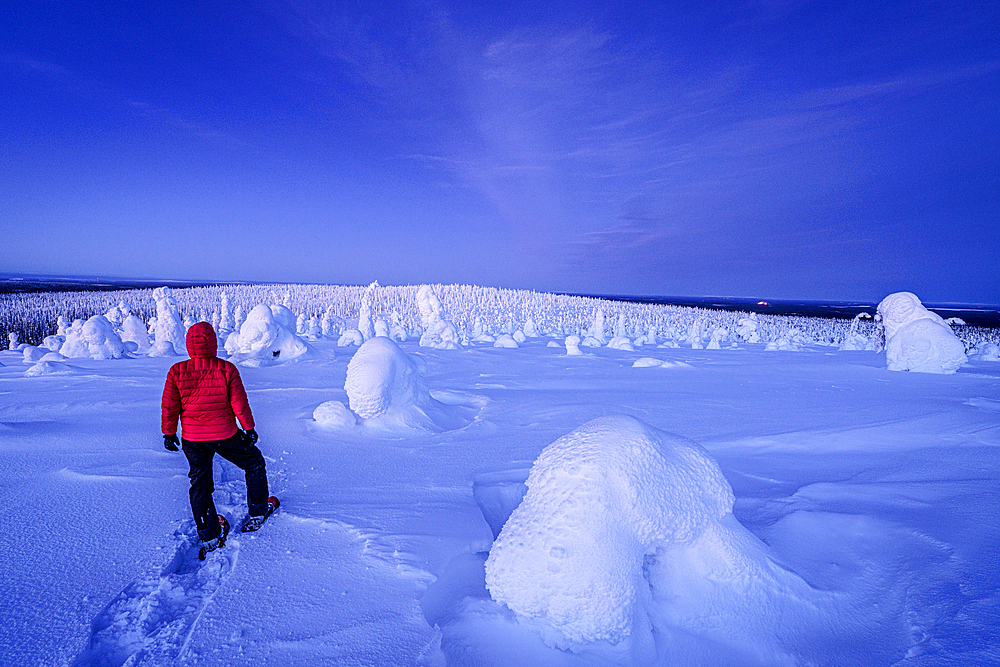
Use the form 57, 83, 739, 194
198, 514, 230, 561
241, 496, 280, 533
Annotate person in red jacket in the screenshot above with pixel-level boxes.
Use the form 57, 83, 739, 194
161, 322, 271, 549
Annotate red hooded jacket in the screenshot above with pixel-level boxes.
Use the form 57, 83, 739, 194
161, 322, 255, 441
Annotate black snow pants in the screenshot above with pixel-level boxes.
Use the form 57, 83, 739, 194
181, 432, 270, 541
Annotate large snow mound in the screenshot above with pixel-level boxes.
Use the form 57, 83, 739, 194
485, 415, 736, 646
877, 292, 966, 374
342, 337, 478, 436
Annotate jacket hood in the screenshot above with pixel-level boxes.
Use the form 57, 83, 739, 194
186, 322, 218, 359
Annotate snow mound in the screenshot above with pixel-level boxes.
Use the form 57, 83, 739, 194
343, 337, 476, 436
226, 305, 314, 365
564, 335, 583, 355
338, 329, 364, 347
120, 315, 151, 353
313, 401, 358, 428
484, 415, 824, 655
607, 336, 635, 351
972, 342, 1000, 361
632, 358, 691, 369
25, 360, 73, 376
485, 416, 736, 646
493, 334, 519, 348
147, 340, 179, 357
878, 292, 966, 374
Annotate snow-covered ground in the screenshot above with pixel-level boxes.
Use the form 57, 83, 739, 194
1, 336, 998, 666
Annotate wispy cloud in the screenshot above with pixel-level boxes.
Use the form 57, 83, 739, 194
792, 62, 1000, 110
2, 54, 251, 150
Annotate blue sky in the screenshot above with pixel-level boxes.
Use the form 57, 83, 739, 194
2, 1, 997, 302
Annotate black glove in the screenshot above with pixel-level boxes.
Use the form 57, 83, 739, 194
163, 434, 180, 452
243, 428, 258, 446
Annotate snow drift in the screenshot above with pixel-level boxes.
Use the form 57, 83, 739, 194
484, 415, 824, 655
877, 292, 966, 374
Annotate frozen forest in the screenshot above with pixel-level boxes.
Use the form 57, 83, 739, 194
1, 282, 998, 666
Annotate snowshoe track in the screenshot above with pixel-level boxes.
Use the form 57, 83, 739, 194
74, 470, 254, 666
73, 519, 239, 667
73, 461, 287, 666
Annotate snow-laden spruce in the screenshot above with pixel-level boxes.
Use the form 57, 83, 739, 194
839, 312, 877, 351
4, 280, 995, 357
878, 292, 967, 374
417, 285, 461, 349
225, 304, 314, 366
358, 281, 377, 341
484, 415, 819, 650
59, 315, 127, 360
151, 287, 186, 355
345, 336, 427, 420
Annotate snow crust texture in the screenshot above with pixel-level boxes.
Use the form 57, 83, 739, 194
485, 415, 734, 646
878, 292, 966, 374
